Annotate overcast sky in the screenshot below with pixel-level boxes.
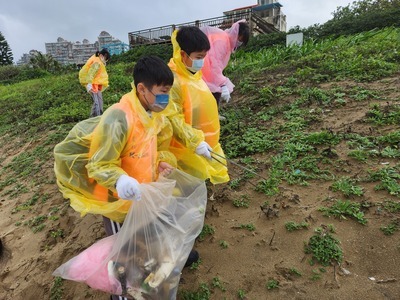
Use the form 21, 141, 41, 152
1, 0, 353, 62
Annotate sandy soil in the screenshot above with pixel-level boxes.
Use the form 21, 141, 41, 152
0, 75, 399, 300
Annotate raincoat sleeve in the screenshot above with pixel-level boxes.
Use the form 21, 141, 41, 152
86, 62, 100, 83
166, 80, 205, 151
86, 108, 129, 191
208, 39, 231, 88
157, 118, 177, 168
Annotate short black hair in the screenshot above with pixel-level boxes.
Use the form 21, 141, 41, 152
97, 48, 110, 61
133, 55, 174, 89
176, 26, 210, 54
239, 22, 250, 46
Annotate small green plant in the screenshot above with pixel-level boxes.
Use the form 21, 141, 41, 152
366, 103, 400, 125
257, 174, 281, 196
50, 277, 64, 300
305, 226, 343, 266
237, 289, 246, 299
350, 87, 377, 101
240, 223, 256, 231
261, 200, 270, 207
228, 178, 242, 189
346, 133, 375, 149
319, 199, 367, 224
232, 195, 250, 208
331, 177, 364, 197
348, 149, 369, 161
189, 258, 202, 271
289, 268, 302, 277
334, 92, 347, 105
212, 277, 226, 292
266, 279, 279, 290
380, 223, 398, 235
381, 200, 400, 213
240, 156, 256, 164
180, 283, 211, 300
285, 221, 309, 231
381, 146, 400, 158
24, 215, 48, 233
380, 219, 400, 235
198, 224, 215, 241
310, 269, 322, 281
368, 167, 400, 196
219, 240, 229, 249
50, 229, 65, 239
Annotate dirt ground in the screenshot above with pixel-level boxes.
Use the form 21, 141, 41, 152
0, 76, 399, 300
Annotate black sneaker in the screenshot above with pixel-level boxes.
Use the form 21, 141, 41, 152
184, 250, 199, 268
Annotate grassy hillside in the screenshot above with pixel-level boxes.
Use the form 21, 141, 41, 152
0, 27, 399, 299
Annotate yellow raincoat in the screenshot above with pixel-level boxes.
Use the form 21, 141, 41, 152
79, 55, 109, 90
54, 84, 176, 223
160, 30, 229, 184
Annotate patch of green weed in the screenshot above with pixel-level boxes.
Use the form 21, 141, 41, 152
212, 277, 226, 292
331, 177, 364, 197
198, 224, 215, 241
266, 279, 279, 290
50, 277, 64, 300
285, 221, 309, 231
179, 283, 211, 300
305, 226, 343, 266
319, 199, 367, 224
232, 195, 250, 208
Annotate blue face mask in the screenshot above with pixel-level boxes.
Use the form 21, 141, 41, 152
146, 90, 169, 112
185, 53, 204, 73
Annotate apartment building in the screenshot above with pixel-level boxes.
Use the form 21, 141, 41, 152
44, 31, 127, 65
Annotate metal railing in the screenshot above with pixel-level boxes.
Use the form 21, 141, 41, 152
128, 11, 252, 47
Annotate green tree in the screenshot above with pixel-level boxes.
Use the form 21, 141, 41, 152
29, 51, 60, 72
0, 31, 13, 65
321, 0, 400, 37
286, 0, 400, 41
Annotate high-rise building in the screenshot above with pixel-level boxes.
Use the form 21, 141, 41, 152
43, 31, 127, 65
98, 31, 129, 56
16, 50, 40, 65
71, 39, 99, 65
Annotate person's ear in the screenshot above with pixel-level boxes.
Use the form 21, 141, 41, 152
180, 50, 186, 58
137, 83, 146, 95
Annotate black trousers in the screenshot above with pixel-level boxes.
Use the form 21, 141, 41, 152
212, 92, 222, 107
102, 217, 128, 300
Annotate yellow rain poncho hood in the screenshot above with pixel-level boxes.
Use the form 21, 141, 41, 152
54, 84, 176, 223
79, 55, 109, 89
161, 30, 229, 184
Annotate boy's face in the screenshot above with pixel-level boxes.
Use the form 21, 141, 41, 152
138, 83, 172, 112
181, 50, 207, 68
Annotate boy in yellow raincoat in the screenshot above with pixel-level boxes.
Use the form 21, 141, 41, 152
79, 48, 110, 117
55, 56, 176, 226
55, 56, 203, 300
161, 26, 230, 185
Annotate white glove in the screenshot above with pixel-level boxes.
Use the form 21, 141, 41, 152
220, 85, 231, 103
86, 83, 93, 93
116, 175, 141, 201
195, 141, 212, 159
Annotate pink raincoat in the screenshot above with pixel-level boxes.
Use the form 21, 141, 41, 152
200, 20, 245, 94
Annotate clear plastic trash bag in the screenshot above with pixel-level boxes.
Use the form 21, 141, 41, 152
53, 169, 207, 299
